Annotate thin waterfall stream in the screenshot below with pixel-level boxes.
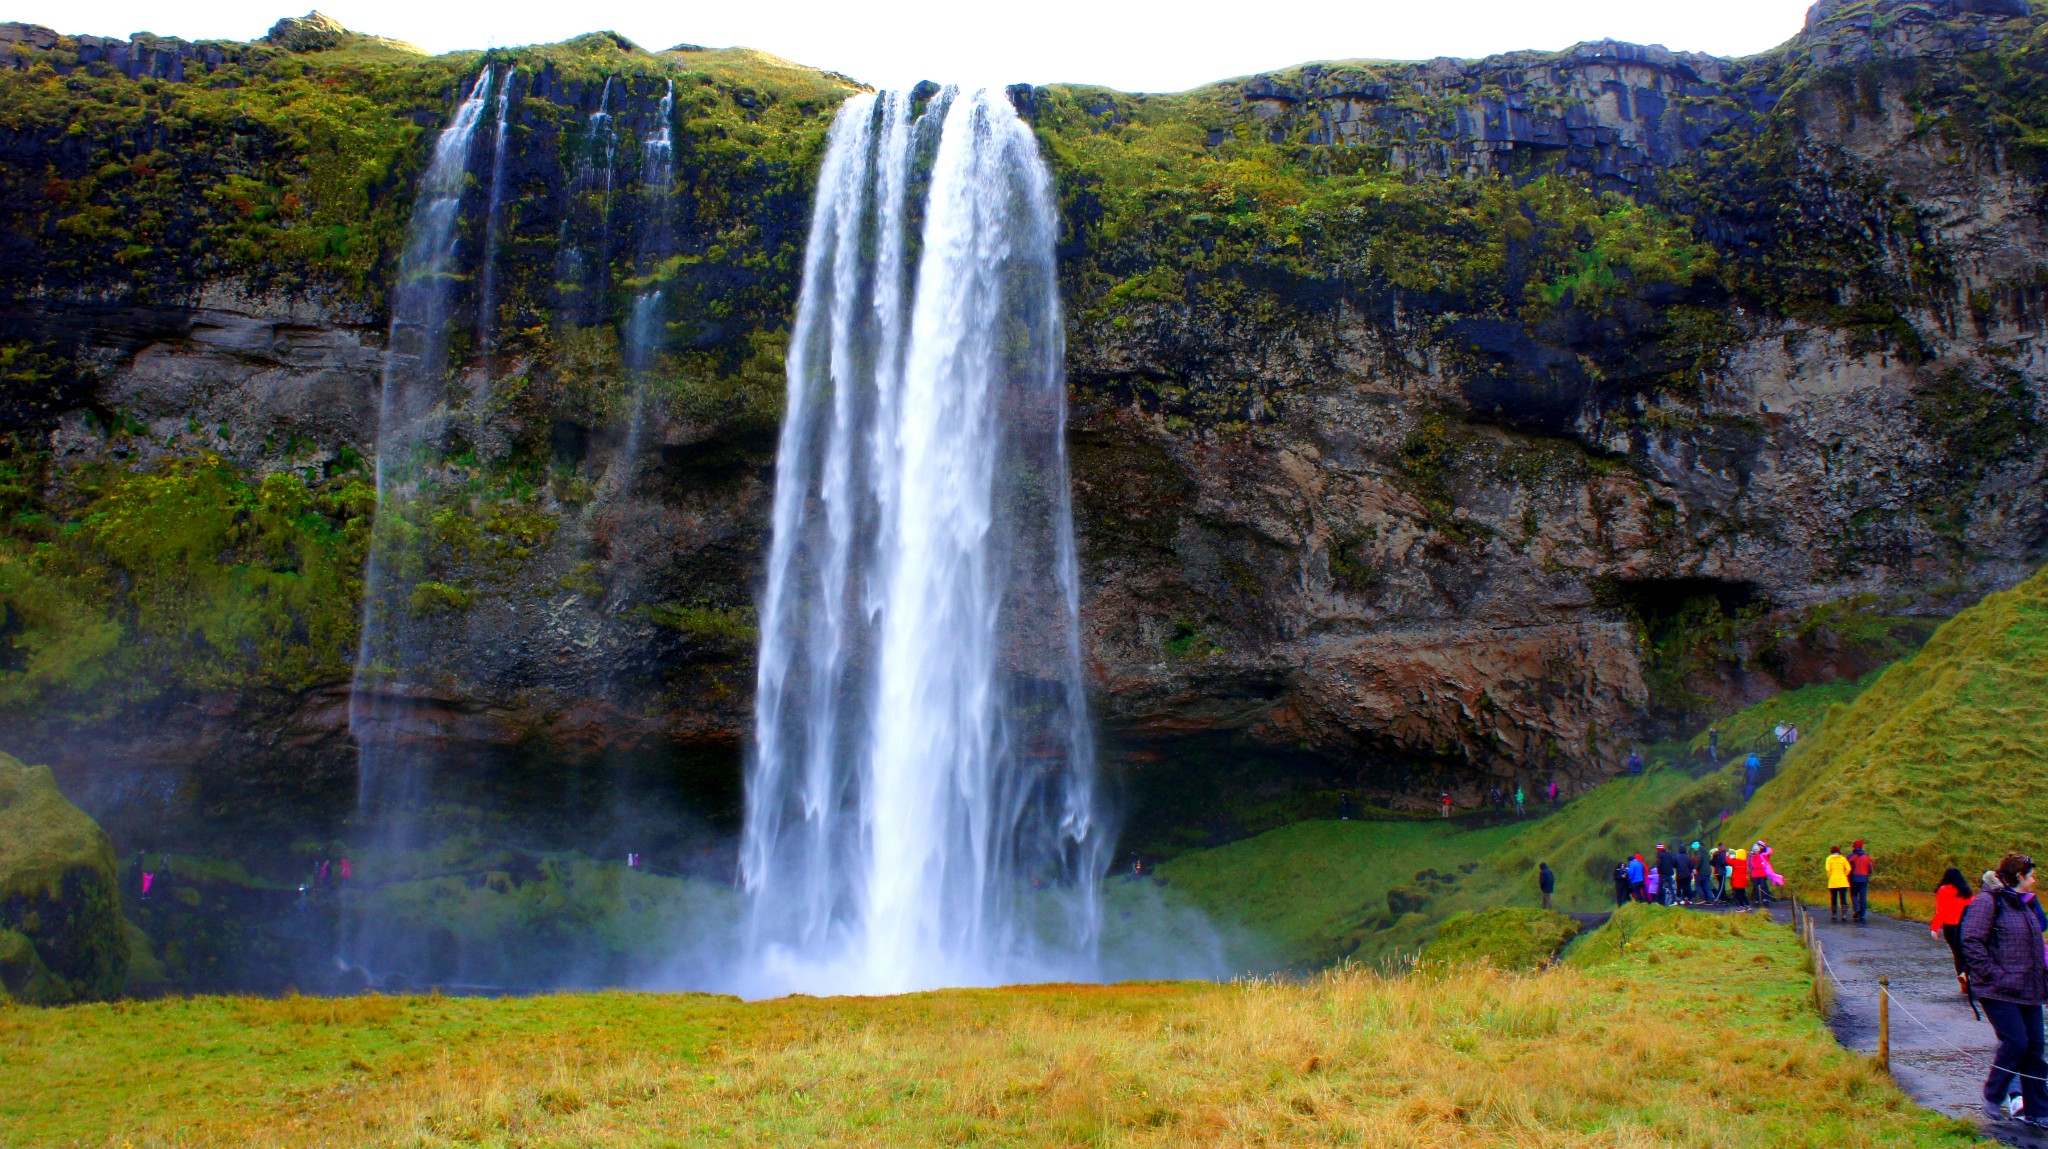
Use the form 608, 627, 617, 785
344, 67, 496, 979
738, 87, 1105, 996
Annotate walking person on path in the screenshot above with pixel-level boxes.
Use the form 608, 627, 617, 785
1932, 867, 1976, 996
1627, 854, 1647, 902
1743, 752, 1761, 802
1539, 862, 1555, 910
1849, 840, 1875, 922
1729, 847, 1752, 911
1612, 860, 1630, 908
1514, 785, 1525, 817
1826, 846, 1852, 920
1750, 841, 1780, 905
1440, 792, 1452, 819
1547, 779, 1559, 809
1676, 847, 1696, 904
1960, 853, 2048, 1127
1706, 844, 1727, 905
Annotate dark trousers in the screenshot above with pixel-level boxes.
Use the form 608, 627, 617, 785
1850, 878, 1869, 919
1614, 881, 1629, 907
1980, 1000, 2048, 1115
1541, 891, 1552, 909
1941, 924, 1967, 976
1831, 887, 1850, 915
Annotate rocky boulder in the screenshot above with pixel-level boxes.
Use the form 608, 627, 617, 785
0, 752, 128, 1003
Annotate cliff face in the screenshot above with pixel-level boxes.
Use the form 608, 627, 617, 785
0, 1, 2043, 847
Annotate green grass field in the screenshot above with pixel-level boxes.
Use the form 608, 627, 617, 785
0, 906, 1976, 1148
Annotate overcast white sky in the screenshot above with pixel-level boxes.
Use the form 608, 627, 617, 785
6, 0, 1820, 91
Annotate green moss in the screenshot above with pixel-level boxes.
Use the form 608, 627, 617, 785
0, 752, 128, 1003
0, 454, 368, 714
638, 602, 757, 650
1419, 906, 1580, 970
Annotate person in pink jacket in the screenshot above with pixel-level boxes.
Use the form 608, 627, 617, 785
1751, 841, 1783, 905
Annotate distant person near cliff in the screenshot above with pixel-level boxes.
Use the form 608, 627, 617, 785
1539, 862, 1554, 910
1960, 854, 2047, 1127
1514, 786, 1525, 817
1440, 793, 1452, 818
1626, 750, 1643, 775
1612, 861, 1630, 908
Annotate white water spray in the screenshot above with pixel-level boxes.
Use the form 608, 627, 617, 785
739, 87, 1105, 997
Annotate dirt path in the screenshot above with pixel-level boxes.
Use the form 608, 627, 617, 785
1769, 904, 2047, 1146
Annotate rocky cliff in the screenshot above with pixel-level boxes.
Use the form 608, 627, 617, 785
0, 1, 2043, 856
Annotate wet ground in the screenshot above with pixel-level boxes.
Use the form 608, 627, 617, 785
1765, 903, 2048, 1147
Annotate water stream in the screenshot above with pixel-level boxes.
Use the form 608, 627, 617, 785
738, 87, 1105, 996
475, 68, 514, 355
343, 67, 495, 979
620, 79, 675, 473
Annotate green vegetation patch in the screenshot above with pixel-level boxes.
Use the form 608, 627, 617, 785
0, 752, 128, 1003
0, 453, 369, 715
1419, 906, 1581, 970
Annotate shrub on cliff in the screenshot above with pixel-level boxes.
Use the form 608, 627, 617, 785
0, 751, 129, 1003
1731, 566, 2048, 889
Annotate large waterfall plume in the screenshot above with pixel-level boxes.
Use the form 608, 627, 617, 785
739, 87, 1106, 996
343, 67, 497, 980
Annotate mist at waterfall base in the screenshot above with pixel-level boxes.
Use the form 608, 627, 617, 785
335, 73, 1227, 995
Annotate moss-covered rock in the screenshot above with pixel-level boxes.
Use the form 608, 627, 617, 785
0, 751, 129, 1002
1419, 906, 1581, 970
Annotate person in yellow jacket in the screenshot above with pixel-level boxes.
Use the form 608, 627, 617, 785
1826, 845, 1853, 921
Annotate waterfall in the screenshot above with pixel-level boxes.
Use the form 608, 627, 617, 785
343, 66, 494, 980
621, 79, 675, 467
475, 68, 513, 355
738, 87, 1105, 996
555, 77, 617, 326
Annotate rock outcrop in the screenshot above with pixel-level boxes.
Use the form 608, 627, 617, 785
0, 752, 128, 1002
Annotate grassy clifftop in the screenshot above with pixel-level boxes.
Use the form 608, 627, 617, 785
1731, 565, 2048, 890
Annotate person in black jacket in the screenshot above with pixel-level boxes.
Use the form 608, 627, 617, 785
1612, 862, 1630, 908
1675, 848, 1697, 904
1962, 853, 2048, 1126
1654, 845, 1675, 906
1539, 862, 1555, 910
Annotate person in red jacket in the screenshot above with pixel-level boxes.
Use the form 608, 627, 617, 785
1849, 841, 1875, 922
1729, 848, 1752, 912
1932, 867, 1976, 996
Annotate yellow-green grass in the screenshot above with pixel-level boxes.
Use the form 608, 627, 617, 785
1139, 818, 1523, 970
1731, 566, 2048, 893
0, 906, 1973, 1148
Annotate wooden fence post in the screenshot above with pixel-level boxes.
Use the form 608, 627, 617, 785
1878, 975, 1891, 1071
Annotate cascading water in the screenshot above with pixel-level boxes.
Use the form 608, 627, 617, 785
343, 67, 495, 980
620, 79, 675, 467
475, 68, 514, 355
555, 78, 617, 325
738, 87, 1105, 996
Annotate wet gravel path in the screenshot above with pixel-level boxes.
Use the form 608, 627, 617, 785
1769, 904, 2048, 1146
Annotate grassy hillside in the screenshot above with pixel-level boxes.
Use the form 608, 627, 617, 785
1731, 567, 2048, 892
1128, 818, 1521, 971
0, 908, 1972, 1147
